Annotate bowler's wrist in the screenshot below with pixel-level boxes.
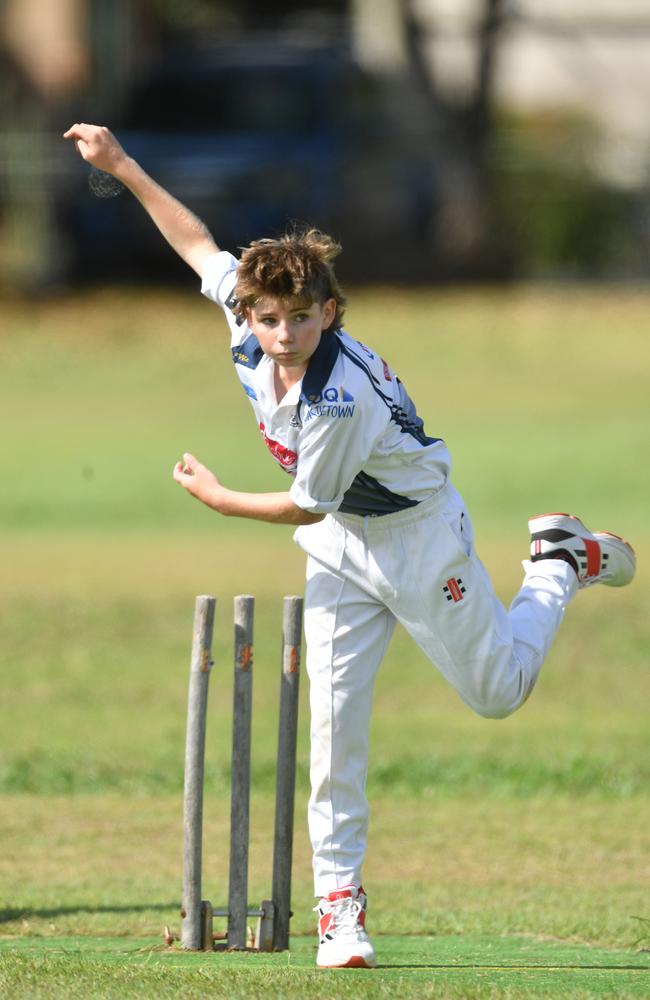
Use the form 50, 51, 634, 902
205, 483, 234, 515
112, 154, 141, 185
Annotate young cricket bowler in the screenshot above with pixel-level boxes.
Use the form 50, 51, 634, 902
64, 123, 636, 969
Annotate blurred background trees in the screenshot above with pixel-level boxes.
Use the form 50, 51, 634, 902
1, 0, 649, 290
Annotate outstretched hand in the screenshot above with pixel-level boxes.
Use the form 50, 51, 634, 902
173, 453, 222, 509
173, 452, 325, 524
63, 123, 128, 176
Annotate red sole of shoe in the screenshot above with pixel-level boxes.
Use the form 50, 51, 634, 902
529, 512, 586, 531
529, 511, 575, 519
318, 956, 375, 969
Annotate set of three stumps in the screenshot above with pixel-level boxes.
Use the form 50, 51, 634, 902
181, 593, 303, 952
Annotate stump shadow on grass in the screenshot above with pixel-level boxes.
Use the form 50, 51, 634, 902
0, 903, 178, 924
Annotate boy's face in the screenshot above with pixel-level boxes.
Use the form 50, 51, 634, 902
246, 296, 337, 375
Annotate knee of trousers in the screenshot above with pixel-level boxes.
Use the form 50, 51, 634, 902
459, 658, 534, 720
469, 695, 522, 721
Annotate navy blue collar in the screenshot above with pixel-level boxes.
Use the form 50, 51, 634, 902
300, 332, 341, 404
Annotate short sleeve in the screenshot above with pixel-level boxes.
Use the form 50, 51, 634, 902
201, 251, 238, 304
201, 252, 250, 346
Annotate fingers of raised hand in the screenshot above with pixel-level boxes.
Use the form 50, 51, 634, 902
63, 124, 120, 164
64, 122, 107, 140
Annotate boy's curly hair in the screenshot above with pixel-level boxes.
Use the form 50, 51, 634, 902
235, 227, 346, 333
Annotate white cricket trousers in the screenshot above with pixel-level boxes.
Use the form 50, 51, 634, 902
293, 481, 578, 896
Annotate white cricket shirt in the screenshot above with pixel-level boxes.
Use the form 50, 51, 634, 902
202, 251, 451, 515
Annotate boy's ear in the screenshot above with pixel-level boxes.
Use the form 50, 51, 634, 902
322, 297, 337, 329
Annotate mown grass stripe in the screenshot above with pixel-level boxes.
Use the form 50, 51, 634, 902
1, 752, 648, 797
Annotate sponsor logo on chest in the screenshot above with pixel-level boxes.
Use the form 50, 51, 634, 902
304, 386, 355, 422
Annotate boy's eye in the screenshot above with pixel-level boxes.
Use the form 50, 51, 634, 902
294, 313, 309, 322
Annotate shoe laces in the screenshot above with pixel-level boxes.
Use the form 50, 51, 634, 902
314, 893, 365, 936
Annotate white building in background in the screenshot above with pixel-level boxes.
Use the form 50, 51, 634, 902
355, 0, 650, 186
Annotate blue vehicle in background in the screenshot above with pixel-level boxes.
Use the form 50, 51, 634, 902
65, 44, 365, 283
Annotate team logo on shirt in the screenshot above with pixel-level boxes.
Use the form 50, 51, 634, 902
443, 577, 466, 603
225, 289, 245, 326
303, 386, 355, 422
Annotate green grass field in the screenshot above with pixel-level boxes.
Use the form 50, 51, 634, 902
1, 284, 649, 998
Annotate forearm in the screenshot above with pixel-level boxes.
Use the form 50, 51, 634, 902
173, 454, 325, 525
205, 486, 324, 525
114, 156, 218, 275
63, 124, 218, 275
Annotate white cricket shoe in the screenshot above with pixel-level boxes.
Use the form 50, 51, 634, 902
315, 885, 376, 969
529, 512, 636, 589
